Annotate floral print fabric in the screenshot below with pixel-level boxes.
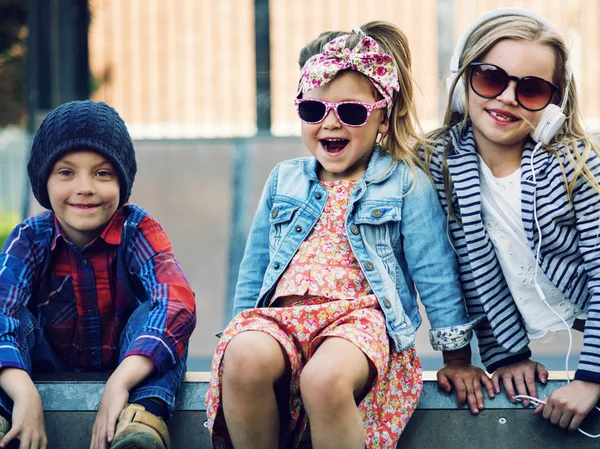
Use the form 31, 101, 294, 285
206, 180, 423, 448
272, 180, 370, 303
296, 34, 400, 117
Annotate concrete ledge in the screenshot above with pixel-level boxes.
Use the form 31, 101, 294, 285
34, 371, 568, 411
31, 371, 600, 448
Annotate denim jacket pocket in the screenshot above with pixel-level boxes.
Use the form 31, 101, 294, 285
269, 201, 300, 251
353, 203, 402, 260
38, 276, 78, 325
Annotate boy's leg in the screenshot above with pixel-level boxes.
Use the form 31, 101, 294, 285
109, 301, 183, 449
0, 306, 67, 420
117, 301, 186, 420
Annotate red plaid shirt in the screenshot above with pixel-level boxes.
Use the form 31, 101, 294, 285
0, 204, 196, 373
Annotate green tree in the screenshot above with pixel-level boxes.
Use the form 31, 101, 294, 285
0, 0, 27, 125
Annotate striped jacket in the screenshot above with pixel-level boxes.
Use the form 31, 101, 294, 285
422, 123, 600, 382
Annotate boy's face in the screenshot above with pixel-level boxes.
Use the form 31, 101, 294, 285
47, 150, 120, 249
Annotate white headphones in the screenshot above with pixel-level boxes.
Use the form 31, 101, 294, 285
446, 7, 573, 145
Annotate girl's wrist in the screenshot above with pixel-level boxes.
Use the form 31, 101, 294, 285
442, 345, 472, 364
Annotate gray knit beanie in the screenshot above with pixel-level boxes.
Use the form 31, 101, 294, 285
27, 100, 137, 210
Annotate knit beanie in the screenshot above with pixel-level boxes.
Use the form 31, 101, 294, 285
27, 100, 137, 210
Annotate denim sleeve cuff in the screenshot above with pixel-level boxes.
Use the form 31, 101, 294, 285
124, 332, 179, 375
429, 321, 475, 351
0, 343, 27, 371
574, 369, 600, 384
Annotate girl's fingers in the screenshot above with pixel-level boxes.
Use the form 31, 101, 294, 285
502, 376, 517, 403
536, 363, 549, 383
512, 375, 529, 406
481, 373, 495, 399
491, 372, 501, 394
472, 379, 485, 410
436, 370, 452, 393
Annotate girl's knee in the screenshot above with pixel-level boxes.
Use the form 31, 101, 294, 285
222, 332, 286, 387
300, 362, 356, 412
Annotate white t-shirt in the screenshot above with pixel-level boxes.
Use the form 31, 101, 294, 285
478, 156, 583, 339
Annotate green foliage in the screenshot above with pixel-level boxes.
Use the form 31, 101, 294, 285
0, 231, 8, 250
0, 1, 27, 125
0, 210, 19, 249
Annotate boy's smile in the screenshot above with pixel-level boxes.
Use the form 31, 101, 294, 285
47, 150, 120, 250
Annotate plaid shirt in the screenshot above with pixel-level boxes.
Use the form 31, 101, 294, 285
0, 203, 196, 374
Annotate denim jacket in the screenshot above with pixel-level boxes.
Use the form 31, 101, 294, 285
233, 148, 475, 352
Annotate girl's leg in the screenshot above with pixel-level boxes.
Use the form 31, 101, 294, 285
222, 331, 288, 449
300, 337, 374, 449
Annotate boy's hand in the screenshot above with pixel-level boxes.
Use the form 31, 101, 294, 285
0, 388, 47, 449
492, 359, 548, 406
0, 368, 47, 449
90, 377, 129, 449
90, 355, 154, 449
437, 360, 494, 414
534, 380, 600, 431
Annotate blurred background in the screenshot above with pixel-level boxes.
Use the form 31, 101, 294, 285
1, 0, 598, 371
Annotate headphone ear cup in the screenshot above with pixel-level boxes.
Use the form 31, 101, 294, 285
530, 104, 566, 145
447, 75, 466, 114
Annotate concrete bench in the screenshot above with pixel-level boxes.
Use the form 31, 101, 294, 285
33, 371, 600, 448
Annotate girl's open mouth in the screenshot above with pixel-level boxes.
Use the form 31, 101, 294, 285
320, 138, 349, 153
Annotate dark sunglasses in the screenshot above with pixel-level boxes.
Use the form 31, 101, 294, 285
469, 62, 559, 112
294, 98, 387, 127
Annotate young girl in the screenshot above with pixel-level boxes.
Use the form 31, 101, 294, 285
206, 22, 488, 449
423, 7, 600, 433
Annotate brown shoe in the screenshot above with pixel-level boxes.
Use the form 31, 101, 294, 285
0, 415, 8, 440
110, 403, 171, 449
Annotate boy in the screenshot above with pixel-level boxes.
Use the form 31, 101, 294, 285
0, 101, 196, 449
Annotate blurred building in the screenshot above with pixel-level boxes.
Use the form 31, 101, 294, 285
74, 0, 597, 367
88, 0, 600, 139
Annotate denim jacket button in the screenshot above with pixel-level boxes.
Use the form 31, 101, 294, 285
350, 225, 359, 235
274, 262, 281, 270
315, 193, 322, 200
295, 226, 302, 233
364, 261, 374, 271
371, 209, 382, 218
382, 298, 392, 308
81, 259, 88, 268
271, 208, 279, 218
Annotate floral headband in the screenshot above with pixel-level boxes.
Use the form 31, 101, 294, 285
296, 30, 400, 117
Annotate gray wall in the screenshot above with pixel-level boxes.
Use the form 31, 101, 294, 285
22, 137, 584, 369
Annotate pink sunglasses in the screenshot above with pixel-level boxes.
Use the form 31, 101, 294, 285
294, 98, 388, 127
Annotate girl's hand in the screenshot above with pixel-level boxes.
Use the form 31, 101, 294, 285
0, 387, 47, 449
492, 359, 548, 406
534, 380, 600, 431
90, 377, 129, 449
437, 360, 494, 414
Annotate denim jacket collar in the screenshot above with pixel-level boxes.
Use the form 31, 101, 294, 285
301, 146, 396, 185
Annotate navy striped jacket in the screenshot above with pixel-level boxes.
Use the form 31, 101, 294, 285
422, 123, 600, 382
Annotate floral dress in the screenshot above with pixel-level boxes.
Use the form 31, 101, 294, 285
206, 179, 423, 449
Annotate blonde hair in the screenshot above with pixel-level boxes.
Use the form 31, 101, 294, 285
423, 14, 600, 222
298, 21, 427, 172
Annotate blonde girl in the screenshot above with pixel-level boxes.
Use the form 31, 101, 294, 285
423, 7, 600, 433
